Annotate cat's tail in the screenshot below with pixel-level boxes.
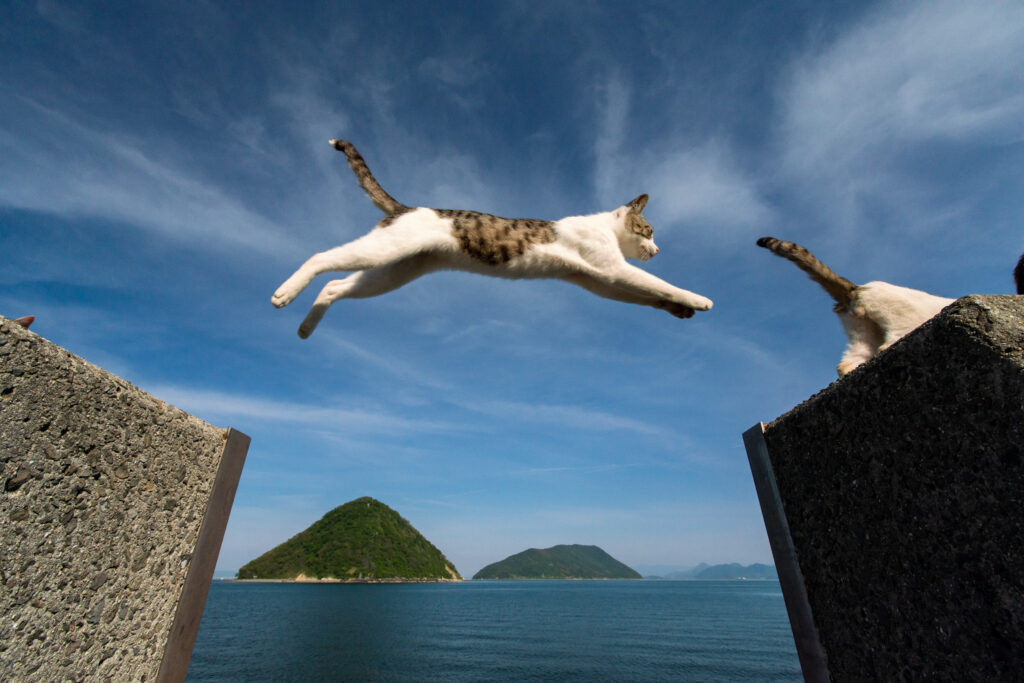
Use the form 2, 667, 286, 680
757, 237, 857, 310
330, 140, 409, 216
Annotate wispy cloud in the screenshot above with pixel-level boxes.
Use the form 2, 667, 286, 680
589, 71, 771, 239
143, 382, 669, 442
268, 64, 352, 170
316, 330, 453, 392
640, 140, 773, 240
34, 0, 86, 32
456, 398, 670, 438
777, 0, 1024, 229
142, 384, 461, 435
0, 96, 302, 259
684, 322, 789, 374
512, 466, 576, 475
417, 54, 492, 111
440, 318, 528, 346
405, 151, 504, 210
593, 70, 631, 204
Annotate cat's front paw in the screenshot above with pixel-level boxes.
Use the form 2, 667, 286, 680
688, 294, 713, 311
272, 277, 306, 308
271, 287, 295, 308
661, 293, 712, 318
661, 301, 695, 319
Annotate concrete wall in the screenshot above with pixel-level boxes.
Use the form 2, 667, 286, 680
748, 296, 1024, 681
1, 316, 247, 681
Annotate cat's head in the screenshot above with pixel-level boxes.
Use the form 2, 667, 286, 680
613, 194, 658, 261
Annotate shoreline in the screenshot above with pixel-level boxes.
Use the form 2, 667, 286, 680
219, 576, 778, 583
226, 577, 463, 584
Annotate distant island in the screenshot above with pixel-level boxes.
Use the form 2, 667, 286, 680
237, 497, 461, 582
647, 563, 777, 580
474, 544, 641, 580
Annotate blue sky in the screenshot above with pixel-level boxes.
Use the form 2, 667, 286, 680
2, 1, 1022, 577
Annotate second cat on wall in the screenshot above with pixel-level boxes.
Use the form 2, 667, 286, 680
757, 237, 955, 377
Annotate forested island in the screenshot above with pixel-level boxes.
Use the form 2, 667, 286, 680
473, 544, 641, 580
237, 497, 461, 582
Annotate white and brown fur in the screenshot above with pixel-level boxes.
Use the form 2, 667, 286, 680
273, 140, 712, 338
757, 237, 955, 376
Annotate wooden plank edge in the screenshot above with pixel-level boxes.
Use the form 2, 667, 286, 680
743, 423, 830, 683
157, 428, 250, 683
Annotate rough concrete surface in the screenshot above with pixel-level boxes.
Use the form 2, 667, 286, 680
1, 316, 232, 681
762, 296, 1024, 681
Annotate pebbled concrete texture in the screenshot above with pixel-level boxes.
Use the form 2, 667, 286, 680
1, 316, 230, 681
762, 295, 1024, 681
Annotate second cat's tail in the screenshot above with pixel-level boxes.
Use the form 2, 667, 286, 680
330, 140, 409, 216
757, 237, 857, 310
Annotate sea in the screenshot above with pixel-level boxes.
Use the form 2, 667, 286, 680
187, 580, 801, 682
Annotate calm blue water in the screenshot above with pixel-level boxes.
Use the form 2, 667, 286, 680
188, 580, 800, 682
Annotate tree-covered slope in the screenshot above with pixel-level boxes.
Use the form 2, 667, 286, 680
473, 544, 641, 579
237, 497, 461, 581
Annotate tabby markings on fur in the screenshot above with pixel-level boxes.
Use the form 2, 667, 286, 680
438, 210, 555, 266
271, 140, 712, 338
757, 237, 955, 377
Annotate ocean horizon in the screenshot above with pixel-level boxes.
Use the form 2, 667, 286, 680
189, 579, 800, 681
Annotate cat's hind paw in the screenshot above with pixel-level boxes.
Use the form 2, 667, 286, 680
837, 360, 862, 377
297, 302, 329, 338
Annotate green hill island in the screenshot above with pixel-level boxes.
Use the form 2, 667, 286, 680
237, 497, 461, 582
473, 544, 642, 580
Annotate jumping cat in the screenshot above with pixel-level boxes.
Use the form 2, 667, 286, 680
272, 140, 713, 338
757, 237, 955, 377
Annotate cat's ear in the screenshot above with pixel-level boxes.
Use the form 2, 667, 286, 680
628, 194, 649, 213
